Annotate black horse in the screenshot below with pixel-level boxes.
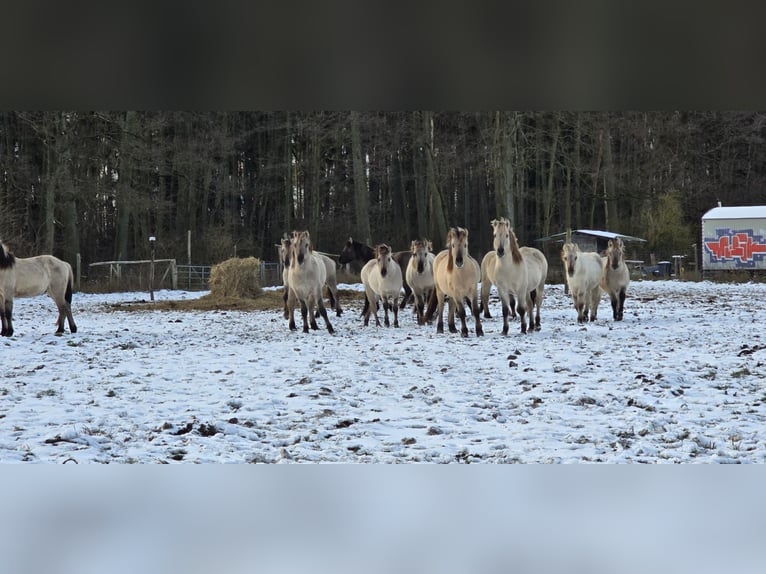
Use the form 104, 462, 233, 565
339, 237, 414, 311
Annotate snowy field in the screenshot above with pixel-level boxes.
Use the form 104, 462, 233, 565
1, 279, 765, 464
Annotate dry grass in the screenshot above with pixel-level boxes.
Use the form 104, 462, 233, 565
104, 288, 365, 313
209, 256, 262, 298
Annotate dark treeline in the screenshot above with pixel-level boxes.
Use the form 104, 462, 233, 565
1, 111, 764, 273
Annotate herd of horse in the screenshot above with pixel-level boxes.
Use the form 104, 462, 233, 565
0, 222, 630, 337
279, 219, 631, 337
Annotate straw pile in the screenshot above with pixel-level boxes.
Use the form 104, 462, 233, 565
208, 257, 262, 299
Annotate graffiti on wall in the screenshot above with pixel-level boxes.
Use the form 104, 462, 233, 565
704, 228, 766, 267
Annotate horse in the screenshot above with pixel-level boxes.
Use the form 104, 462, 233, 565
560, 241, 602, 324
341, 236, 414, 312
360, 244, 403, 327
480, 244, 548, 332
287, 230, 334, 334
520, 246, 548, 331
405, 239, 435, 325
424, 227, 483, 337
0, 241, 77, 336
280, 234, 342, 322
484, 218, 529, 335
600, 237, 629, 321
338, 237, 374, 271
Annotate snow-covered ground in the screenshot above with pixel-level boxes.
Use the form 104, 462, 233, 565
2, 279, 765, 463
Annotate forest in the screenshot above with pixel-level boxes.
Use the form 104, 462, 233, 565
1, 111, 764, 279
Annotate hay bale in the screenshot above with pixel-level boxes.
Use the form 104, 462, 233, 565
208, 257, 262, 299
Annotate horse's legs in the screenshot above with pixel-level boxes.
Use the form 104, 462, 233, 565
309, 299, 320, 330
455, 300, 469, 337
392, 297, 400, 328
589, 287, 600, 322
447, 299, 458, 333
382, 298, 390, 327
3, 299, 13, 337
480, 278, 492, 318
516, 297, 527, 334
471, 295, 484, 337
0, 295, 10, 337
617, 287, 626, 321
331, 286, 343, 317
610, 293, 619, 320
300, 301, 310, 333
435, 289, 446, 334
315, 297, 335, 334
399, 283, 412, 310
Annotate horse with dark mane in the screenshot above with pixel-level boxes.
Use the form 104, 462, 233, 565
340, 236, 415, 310
601, 237, 629, 321
424, 227, 483, 338
0, 240, 77, 336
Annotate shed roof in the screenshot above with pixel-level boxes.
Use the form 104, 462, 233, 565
702, 205, 766, 220
536, 229, 646, 243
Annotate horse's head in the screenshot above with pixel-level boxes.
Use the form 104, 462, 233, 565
291, 230, 312, 265
279, 235, 292, 267
338, 236, 355, 265
411, 239, 429, 273
491, 217, 511, 258
447, 227, 468, 269
561, 242, 578, 276
375, 243, 393, 277
607, 238, 625, 269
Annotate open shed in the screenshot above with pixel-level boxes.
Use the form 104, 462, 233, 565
536, 229, 647, 282
536, 229, 646, 254
702, 205, 766, 272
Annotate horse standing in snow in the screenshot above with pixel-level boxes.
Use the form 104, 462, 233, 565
287, 230, 334, 334
483, 218, 529, 335
405, 239, 435, 325
424, 227, 483, 337
360, 244, 403, 327
281, 234, 342, 322
601, 237, 629, 321
520, 245, 548, 332
0, 240, 77, 336
561, 241, 602, 324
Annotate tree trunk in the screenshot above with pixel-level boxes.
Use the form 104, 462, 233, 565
350, 111, 371, 244
423, 111, 448, 245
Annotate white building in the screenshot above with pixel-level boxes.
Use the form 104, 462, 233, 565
701, 205, 766, 272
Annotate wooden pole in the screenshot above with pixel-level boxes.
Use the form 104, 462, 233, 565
149, 236, 156, 302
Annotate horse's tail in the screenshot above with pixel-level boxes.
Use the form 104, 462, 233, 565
66, 265, 74, 304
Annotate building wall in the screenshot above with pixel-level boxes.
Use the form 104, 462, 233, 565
702, 217, 766, 270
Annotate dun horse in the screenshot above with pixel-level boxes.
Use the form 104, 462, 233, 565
281, 234, 342, 322
424, 227, 483, 337
340, 236, 415, 310
0, 241, 77, 336
520, 245, 548, 331
561, 241, 602, 324
483, 218, 529, 335
405, 239, 435, 325
601, 237, 629, 321
287, 230, 334, 334
361, 244, 403, 327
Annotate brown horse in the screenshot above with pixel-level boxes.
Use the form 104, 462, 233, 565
287, 230, 334, 334
0, 241, 77, 336
424, 227, 483, 337
601, 237, 629, 321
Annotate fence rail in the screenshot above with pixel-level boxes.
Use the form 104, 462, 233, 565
87, 259, 282, 292
176, 265, 211, 290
